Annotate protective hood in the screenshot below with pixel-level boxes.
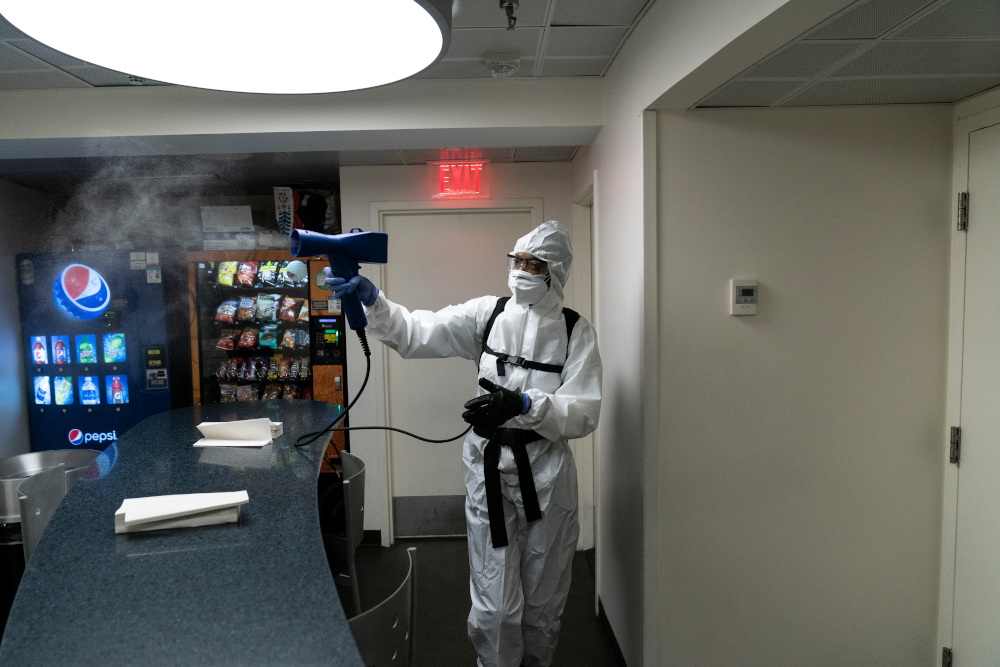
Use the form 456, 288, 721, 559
511, 220, 572, 303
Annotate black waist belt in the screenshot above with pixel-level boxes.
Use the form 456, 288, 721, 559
474, 426, 545, 548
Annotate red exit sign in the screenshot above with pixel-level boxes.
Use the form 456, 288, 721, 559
431, 160, 490, 199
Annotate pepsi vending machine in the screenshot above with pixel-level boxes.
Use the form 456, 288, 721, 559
16, 251, 172, 452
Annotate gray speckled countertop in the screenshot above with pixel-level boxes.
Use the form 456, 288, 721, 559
0, 401, 363, 666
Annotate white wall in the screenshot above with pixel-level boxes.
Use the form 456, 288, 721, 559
0, 179, 57, 459
339, 162, 573, 536
655, 105, 951, 665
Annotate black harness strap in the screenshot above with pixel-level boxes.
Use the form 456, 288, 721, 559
474, 425, 544, 548
474, 297, 583, 548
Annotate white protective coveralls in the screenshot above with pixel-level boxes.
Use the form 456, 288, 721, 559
361, 220, 602, 667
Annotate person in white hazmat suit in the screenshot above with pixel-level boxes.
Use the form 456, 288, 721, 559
325, 220, 602, 667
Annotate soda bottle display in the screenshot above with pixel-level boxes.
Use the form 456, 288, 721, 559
54, 376, 73, 405
34, 376, 51, 405
80, 376, 100, 405
76, 334, 96, 364
103, 333, 126, 362
53, 337, 69, 364
31, 337, 47, 364
111, 376, 125, 404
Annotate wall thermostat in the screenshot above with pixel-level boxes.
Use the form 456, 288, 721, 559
729, 279, 757, 316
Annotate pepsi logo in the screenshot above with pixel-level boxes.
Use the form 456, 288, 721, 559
68, 429, 84, 446
67, 429, 117, 446
53, 264, 111, 320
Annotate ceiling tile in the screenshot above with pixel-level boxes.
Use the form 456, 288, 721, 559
545, 26, 628, 58
451, 0, 551, 29
539, 57, 608, 77
552, 0, 650, 26
0, 41, 50, 72
782, 76, 1000, 105
832, 40, 1000, 76
697, 79, 807, 107
891, 0, 1000, 39
745, 41, 869, 78
805, 0, 937, 39
5, 39, 87, 67
0, 70, 88, 90
446, 27, 542, 59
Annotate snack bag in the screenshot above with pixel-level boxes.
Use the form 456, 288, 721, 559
281, 329, 298, 349
296, 329, 310, 348
279, 296, 300, 322
299, 358, 310, 379
259, 324, 279, 349
237, 295, 258, 322
278, 356, 292, 379
237, 384, 259, 401
215, 300, 238, 323
216, 329, 240, 350
256, 356, 270, 380
216, 360, 230, 379
236, 261, 258, 287
257, 261, 280, 287
256, 294, 281, 322
227, 357, 239, 379
238, 326, 260, 349
217, 262, 238, 287
236, 358, 248, 380
219, 382, 237, 402
301, 386, 313, 400
262, 382, 282, 400
297, 300, 311, 322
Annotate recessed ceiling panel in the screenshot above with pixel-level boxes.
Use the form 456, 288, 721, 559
450, 0, 550, 29
832, 40, 1000, 76
0, 70, 87, 89
805, 0, 936, 39
447, 27, 542, 58
783, 76, 1000, 105
746, 41, 869, 78
890, 0, 1000, 39
697, 79, 807, 107
0, 41, 48, 72
6, 38, 86, 67
540, 57, 608, 77
545, 26, 628, 57
552, 0, 650, 27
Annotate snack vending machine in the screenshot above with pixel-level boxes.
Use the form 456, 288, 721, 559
16, 251, 173, 452
186, 251, 349, 471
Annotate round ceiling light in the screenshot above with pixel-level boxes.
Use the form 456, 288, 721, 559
0, 0, 451, 94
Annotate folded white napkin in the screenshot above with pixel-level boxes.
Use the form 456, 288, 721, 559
114, 491, 249, 534
193, 418, 279, 448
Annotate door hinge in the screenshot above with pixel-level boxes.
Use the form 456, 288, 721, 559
950, 427, 961, 465
957, 192, 969, 231
942, 646, 953, 667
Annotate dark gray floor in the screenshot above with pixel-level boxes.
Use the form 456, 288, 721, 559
338, 537, 623, 666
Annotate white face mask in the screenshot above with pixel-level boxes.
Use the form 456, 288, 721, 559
508, 269, 549, 304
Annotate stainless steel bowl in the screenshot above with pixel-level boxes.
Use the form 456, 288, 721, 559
0, 449, 101, 523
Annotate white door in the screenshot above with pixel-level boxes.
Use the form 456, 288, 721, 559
381, 210, 535, 503
953, 122, 1000, 662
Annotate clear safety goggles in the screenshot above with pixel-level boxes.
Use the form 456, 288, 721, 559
507, 254, 548, 274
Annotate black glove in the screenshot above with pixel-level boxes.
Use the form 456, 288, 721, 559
462, 378, 524, 428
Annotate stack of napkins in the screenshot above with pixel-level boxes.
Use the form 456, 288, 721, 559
114, 491, 249, 534
193, 418, 281, 448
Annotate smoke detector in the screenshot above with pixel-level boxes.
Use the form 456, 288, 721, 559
486, 53, 520, 79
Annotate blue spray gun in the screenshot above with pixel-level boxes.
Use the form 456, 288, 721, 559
289, 228, 388, 333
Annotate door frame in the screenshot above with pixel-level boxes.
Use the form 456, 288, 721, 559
939, 91, 1000, 654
